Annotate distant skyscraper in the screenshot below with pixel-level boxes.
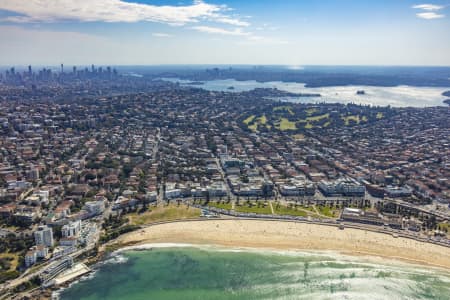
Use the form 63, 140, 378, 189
28, 65, 32, 75
61, 63, 64, 73
34, 225, 54, 247
73, 66, 77, 74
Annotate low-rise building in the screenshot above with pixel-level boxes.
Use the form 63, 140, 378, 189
165, 189, 182, 199
384, 186, 412, 198
59, 237, 78, 247
25, 245, 49, 267
84, 200, 105, 216
340, 208, 402, 229
40, 256, 74, 285
340, 208, 384, 226
319, 178, 365, 197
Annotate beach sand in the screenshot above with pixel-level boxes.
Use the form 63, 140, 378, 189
114, 219, 450, 269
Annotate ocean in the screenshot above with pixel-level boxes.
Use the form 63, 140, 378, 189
59, 245, 450, 300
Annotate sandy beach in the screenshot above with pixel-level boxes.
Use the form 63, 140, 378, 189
114, 219, 450, 269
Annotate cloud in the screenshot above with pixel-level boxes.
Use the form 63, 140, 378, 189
152, 33, 172, 38
412, 4, 444, 11
0, 0, 248, 27
192, 25, 288, 45
0, 0, 284, 46
413, 3, 446, 19
242, 35, 289, 45
255, 23, 279, 31
192, 25, 250, 36
416, 12, 445, 19
213, 17, 250, 27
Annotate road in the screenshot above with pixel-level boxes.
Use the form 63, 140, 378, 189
152, 128, 165, 206
214, 157, 235, 202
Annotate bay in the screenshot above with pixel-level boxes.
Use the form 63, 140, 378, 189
162, 78, 448, 107
59, 246, 450, 300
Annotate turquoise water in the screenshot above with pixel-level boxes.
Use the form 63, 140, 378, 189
60, 246, 450, 300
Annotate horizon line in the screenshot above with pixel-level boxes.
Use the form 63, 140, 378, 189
2, 64, 450, 68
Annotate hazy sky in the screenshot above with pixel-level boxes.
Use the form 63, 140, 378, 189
0, 0, 449, 66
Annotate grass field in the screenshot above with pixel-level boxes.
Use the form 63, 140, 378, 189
273, 203, 339, 219
305, 108, 317, 115
305, 113, 329, 122
274, 205, 308, 217
248, 123, 258, 131
438, 223, 450, 238
235, 202, 272, 214
342, 115, 361, 125
258, 115, 267, 124
280, 113, 330, 130
243, 115, 256, 124
315, 205, 340, 218
0, 253, 20, 283
246, 114, 268, 131
278, 118, 297, 130
207, 201, 232, 210
273, 106, 294, 115
128, 204, 201, 225
201, 199, 340, 219
376, 112, 384, 119
0, 253, 19, 272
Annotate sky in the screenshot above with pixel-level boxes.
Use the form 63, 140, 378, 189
0, 0, 449, 66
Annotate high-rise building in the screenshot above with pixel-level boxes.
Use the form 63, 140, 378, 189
62, 220, 81, 238
34, 225, 54, 247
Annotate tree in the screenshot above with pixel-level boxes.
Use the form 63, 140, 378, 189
122, 164, 134, 178
85, 173, 96, 181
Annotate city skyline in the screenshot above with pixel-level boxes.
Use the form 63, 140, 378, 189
0, 0, 450, 66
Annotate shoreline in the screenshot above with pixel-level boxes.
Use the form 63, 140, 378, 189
51, 218, 450, 299
165, 77, 450, 107
112, 219, 450, 270
113, 242, 450, 273
54, 242, 450, 300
